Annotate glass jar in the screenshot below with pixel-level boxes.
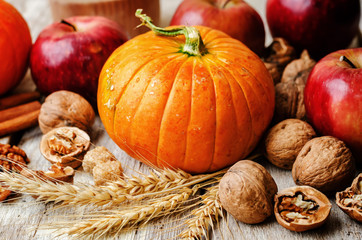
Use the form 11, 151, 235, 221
48, 0, 160, 37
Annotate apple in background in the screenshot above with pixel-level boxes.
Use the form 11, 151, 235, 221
30, 16, 128, 107
266, 0, 361, 60
304, 48, 362, 162
170, 0, 265, 56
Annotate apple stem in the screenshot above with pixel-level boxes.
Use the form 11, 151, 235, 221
339, 55, 357, 68
60, 20, 77, 31
135, 9, 208, 56
218, 0, 232, 9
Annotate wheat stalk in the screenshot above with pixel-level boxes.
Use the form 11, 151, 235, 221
179, 184, 223, 240
109, 168, 193, 196
0, 167, 225, 207
46, 187, 197, 239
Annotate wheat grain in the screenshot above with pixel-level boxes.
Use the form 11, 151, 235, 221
179, 184, 223, 240
45, 187, 197, 239
0, 167, 225, 208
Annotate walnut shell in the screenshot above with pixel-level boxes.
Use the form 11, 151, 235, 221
38, 90, 95, 134
336, 173, 362, 222
265, 119, 316, 169
262, 38, 296, 84
274, 50, 316, 122
292, 136, 356, 193
20, 163, 75, 183
40, 127, 91, 168
274, 186, 331, 232
219, 160, 278, 224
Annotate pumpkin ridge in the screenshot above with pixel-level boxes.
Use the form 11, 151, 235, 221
181, 57, 197, 171
156, 57, 191, 169
0, 19, 20, 84
218, 51, 273, 105
126, 55, 184, 167
217, 51, 273, 127
112, 53, 178, 135
209, 55, 261, 159
204, 56, 250, 171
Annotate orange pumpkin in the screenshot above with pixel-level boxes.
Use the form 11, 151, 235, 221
0, 0, 32, 95
98, 11, 274, 173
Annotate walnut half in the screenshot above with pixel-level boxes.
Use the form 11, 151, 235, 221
274, 186, 331, 232
336, 173, 362, 222
20, 163, 75, 183
40, 127, 90, 168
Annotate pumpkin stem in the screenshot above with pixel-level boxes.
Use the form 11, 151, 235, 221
135, 9, 208, 56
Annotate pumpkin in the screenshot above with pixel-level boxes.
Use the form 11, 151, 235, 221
0, 0, 32, 95
98, 11, 274, 173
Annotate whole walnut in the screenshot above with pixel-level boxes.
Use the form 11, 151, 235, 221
274, 50, 316, 122
292, 136, 356, 193
265, 119, 316, 169
219, 160, 278, 224
262, 38, 296, 84
38, 90, 95, 134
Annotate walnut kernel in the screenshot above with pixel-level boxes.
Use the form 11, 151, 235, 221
219, 160, 278, 224
292, 136, 356, 193
274, 186, 331, 232
265, 119, 316, 169
83, 146, 123, 186
40, 127, 90, 168
0, 144, 29, 173
0, 186, 11, 202
336, 173, 362, 222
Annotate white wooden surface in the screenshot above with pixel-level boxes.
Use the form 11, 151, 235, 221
1, 0, 361, 239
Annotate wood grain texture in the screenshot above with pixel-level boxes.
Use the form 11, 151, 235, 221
1, 0, 361, 239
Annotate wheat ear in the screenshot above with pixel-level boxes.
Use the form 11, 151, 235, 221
0, 168, 225, 207
179, 184, 223, 240
48, 187, 196, 239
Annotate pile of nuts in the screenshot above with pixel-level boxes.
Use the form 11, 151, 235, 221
218, 38, 361, 232
0, 90, 124, 202
37, 91, 124, 186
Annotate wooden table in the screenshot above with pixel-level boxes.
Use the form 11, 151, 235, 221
1, 1, 361, 239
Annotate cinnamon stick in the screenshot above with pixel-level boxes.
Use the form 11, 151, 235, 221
0, 91, 41, 110
0, 101, 41, 123
0, 109, 40, 137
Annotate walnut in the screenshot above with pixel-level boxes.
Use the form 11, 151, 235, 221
262, 38, 296, 84
0, 144, 29, 173
40, 127, 91, 168
20, 163, 75, 183
274, 50, 316, 122
274, 186, 331, 232
265, 119, 316, 169
292, 136, 356, 193
38, 90, 95, 134
219, 160, 278, 224
336, 173, 362, 222
83, 146, 123, 186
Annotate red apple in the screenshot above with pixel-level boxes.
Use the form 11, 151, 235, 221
170, 0, 265, 56
266, 0, 361, 60
30, 16, 128, 107
304, 48, 362, 161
